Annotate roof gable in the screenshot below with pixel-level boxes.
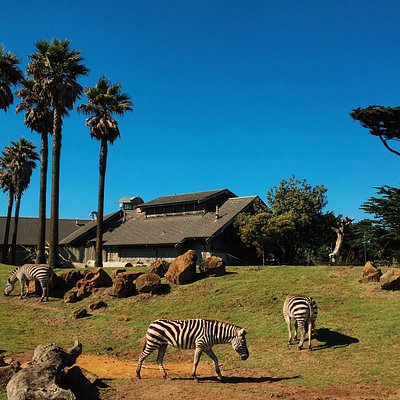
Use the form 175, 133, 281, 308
139, 189, 236, 208
103, 196, 258, 246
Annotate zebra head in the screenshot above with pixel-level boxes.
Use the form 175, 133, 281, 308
231, 328, 249, 360
4, 278, 15, 296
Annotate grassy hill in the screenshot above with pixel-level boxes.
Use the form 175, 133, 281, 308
1, 264, 399, 399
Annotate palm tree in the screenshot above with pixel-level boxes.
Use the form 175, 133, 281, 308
3, 138, 39, 265
16, 79, 54, 264
0, 44, 23, 111
27, 39, 88, 268
0, 151, 15, 263
78, 77, 133, 268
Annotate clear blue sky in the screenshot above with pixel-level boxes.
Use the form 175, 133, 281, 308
1, 0, 399, 221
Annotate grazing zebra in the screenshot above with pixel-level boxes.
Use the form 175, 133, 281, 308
4, 264, 51, 302
283, 294, 318, 350
136, 318, 249, 380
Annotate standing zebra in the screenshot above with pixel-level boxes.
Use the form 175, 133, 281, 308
283, 294, 318, 350
4, 264, 51, 301
136, 318, 249, 380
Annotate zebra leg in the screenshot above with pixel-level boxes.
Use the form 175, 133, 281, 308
284, 314, 293, 344
191, 347, 203, 381
20, 278, 27, 299
156, 344, 168, 379
307, 321, 313, 351
136, 343, 156, 379
294, 320, 299, 340
40, 282, 49, 302
298, 324, 306, 350
204, 349, 222, 381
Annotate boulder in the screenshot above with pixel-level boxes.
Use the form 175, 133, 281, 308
109, 271, 142, 298
199, 256, 226, 277
7, 341, 82, 400
88, 300, 108, 310
359, 261, 382, 283
135, 273, 161, 294
71, 308, 88, 319
64, 288, 80, 303
148, 259, 170, 277
59, 270, 84, 290
112, 268, 126, 279
165, 250, 197, 284
380, 268, 400, 290
76, 268, 113, 298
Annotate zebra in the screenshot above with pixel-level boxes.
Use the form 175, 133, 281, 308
136, 318, 249, 380
4, 264, 51, 302
283, 294, 318, 351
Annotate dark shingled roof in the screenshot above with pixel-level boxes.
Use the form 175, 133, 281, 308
103, 196, 257, 246
139, 189, 236, 208
60, 211, 122, 245
0, 217, 89, 246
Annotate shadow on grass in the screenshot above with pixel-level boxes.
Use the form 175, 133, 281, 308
172, 375, 300, 383
313, 328, 359, 350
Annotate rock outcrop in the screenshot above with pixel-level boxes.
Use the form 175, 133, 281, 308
359, 261, 382, 283
199, 256, 226, 277
135, 272, 161, 293
380, 268, 400, 290
148, 259, 170, 277
7, 341, 82, 400
109, 271, 143, 298
165, 250, 197, 284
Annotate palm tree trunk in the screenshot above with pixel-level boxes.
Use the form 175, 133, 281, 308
48, 107, 61, 268
10, 192, 21, 265
95, 138, 107, 268
36, 131, 48, 264
2, 188, 14, 264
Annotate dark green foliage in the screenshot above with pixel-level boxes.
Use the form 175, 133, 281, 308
235, 176, 336, 264
350, 106, 400, 156
0, 44, 23, 111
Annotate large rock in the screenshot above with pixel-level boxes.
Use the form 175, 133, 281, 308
380, 268, 400, 290
165, 250, 197, 284
148, 259, 170, 277
199, 256, 226, 277
59, 270, 84, 290
109, 271, 143, 298
64, 288, 80, 303
76, 268, 113, 298
135, 273, 161, 294
359, 261, 382, 283
6, 341, 82, 400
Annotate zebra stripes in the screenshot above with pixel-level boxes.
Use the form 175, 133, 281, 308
4, 264, 51, 302
283, 294, 318, 350
136, 318, 249, 380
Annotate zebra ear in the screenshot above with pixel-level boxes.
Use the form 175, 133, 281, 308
239, 328, 247, 336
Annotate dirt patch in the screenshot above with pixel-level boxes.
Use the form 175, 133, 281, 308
76, 354, 215, 380
76, 354, 400, 400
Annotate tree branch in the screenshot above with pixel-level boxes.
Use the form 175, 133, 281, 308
379, 135, 400, 157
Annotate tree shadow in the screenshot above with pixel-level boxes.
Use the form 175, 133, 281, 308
312, 328, 359, 350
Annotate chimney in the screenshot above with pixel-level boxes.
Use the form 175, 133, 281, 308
215, 205, 220, 220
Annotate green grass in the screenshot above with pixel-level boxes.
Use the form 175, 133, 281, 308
1, 263, 399, 394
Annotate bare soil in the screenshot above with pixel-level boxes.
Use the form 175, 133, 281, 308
75, 354, 400, 400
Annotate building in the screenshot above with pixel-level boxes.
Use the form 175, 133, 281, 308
62, 189, 259, 265
2, 189, 260, 266
0, 217, 89, 265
